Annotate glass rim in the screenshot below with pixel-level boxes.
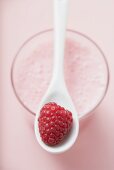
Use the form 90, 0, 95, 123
11, 28, 110, 120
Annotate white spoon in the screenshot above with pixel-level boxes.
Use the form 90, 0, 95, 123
34, 0, 79, 154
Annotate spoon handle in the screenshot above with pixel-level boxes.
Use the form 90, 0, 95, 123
53, 0, 69, 82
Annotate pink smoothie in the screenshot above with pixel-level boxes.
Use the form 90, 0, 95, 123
12, 38, 108, 118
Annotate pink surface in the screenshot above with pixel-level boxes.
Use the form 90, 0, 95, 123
1, 0, 114, 170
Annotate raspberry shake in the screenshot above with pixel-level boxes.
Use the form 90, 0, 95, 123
11, 30, 109, 118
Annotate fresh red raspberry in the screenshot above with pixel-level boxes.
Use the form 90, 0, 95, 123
38, 102, 73, 146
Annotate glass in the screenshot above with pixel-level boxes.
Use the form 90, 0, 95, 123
11, 29, 109, 119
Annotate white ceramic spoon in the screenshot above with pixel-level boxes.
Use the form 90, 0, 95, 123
34, 0, 79, 154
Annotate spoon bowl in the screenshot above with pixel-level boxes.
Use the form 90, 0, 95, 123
34, 80, 79, 154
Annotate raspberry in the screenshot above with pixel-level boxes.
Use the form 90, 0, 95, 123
38, 102, 73, 146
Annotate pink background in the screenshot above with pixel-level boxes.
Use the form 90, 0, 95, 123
1, 0, 114, 170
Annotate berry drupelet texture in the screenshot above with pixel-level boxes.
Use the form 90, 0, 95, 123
38, 102, 73, 146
